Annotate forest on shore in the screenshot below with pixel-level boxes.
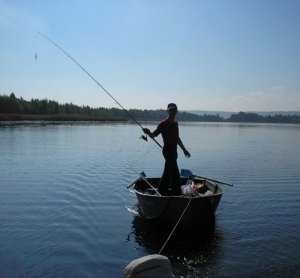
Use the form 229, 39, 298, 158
1, 93, 300, 124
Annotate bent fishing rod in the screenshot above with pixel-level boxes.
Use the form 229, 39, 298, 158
38, 32, 162, 149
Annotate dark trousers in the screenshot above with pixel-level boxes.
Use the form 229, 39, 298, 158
159, 149, 181, 195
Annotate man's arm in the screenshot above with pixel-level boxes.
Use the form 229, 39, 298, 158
178, 137, 191, 158
143, 125, 161, 138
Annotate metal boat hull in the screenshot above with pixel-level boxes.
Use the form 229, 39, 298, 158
132, 177, 223, 231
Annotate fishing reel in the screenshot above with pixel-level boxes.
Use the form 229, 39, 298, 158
140, 134, 148, 142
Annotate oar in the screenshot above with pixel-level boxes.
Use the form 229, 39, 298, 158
181, 169, 234, 187
140, 176, 162, 197
127, 176, 142, 189
127, 172, 162, 196
127, 172, 148, 189
194, 175, 234, 187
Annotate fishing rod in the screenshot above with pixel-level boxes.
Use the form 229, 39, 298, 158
38, 32, 162, 149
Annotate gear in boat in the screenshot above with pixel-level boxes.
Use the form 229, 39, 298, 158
132, 169, 221, 197
140, 176, 219, 197
129, 170, 224, 230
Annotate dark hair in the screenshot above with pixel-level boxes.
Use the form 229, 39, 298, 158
167, 103, 177, 111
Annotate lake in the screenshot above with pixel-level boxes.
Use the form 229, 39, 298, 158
0, 122, 299, 277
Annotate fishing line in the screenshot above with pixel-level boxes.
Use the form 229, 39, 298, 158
0, 16, 161, 150
37, 32, 163, 149
38, 32, 234, 186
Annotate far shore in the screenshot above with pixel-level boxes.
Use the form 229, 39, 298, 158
1, 113, 300, 126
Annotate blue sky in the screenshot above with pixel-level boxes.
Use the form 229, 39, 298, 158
0, 0, 299, 111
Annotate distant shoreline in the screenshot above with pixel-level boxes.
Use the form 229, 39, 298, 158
2, 94, 300, 124
1, 113, 300, 126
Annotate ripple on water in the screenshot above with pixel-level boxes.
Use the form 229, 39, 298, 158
1, 123, 300, 277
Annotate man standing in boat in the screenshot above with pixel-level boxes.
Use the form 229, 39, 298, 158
143, 103, 191, 195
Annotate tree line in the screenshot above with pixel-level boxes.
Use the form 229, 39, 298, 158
0, 93, 299, 123
0, 93, 222, 121
228, 111, 300, 124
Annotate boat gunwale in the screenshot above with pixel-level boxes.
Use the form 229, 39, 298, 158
131, 178, 224, 199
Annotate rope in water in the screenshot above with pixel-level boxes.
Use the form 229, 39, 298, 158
158, 198, 192, 254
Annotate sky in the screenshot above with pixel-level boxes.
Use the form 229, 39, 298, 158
0, 0, 299, 111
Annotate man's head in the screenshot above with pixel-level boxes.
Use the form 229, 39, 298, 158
167, 103, 178, 118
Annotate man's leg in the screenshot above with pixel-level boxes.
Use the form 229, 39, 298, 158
170, 158, 181, 195
159, 159, 171, 195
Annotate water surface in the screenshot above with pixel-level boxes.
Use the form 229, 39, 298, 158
0, 122, 300, 277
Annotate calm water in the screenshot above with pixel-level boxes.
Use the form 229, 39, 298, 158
0, 122, 300, 278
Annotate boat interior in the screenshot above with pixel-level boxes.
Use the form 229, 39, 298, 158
134, 177, 222, 196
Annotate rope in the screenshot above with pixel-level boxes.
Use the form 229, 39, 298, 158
158, 198, 192, 254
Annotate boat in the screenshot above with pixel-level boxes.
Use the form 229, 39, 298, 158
129, 170, 224, 232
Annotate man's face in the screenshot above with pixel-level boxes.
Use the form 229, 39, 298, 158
168, 109, 177, 117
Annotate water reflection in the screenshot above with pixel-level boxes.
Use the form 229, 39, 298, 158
130, 215, 224, 277
2, 123, 299, 277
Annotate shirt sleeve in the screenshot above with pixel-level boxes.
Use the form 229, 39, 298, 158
175, 122, 179, 139
152, 122, 163, 137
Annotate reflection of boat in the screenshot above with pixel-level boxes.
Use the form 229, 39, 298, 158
129, 215, 222, 277
131, 214, 216, 252
130, 172, 223, 232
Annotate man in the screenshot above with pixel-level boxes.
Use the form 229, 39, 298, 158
143, 103, 191, 195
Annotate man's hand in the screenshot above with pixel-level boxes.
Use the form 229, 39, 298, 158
143, 128, 151, 135
183, 149, 191, 158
